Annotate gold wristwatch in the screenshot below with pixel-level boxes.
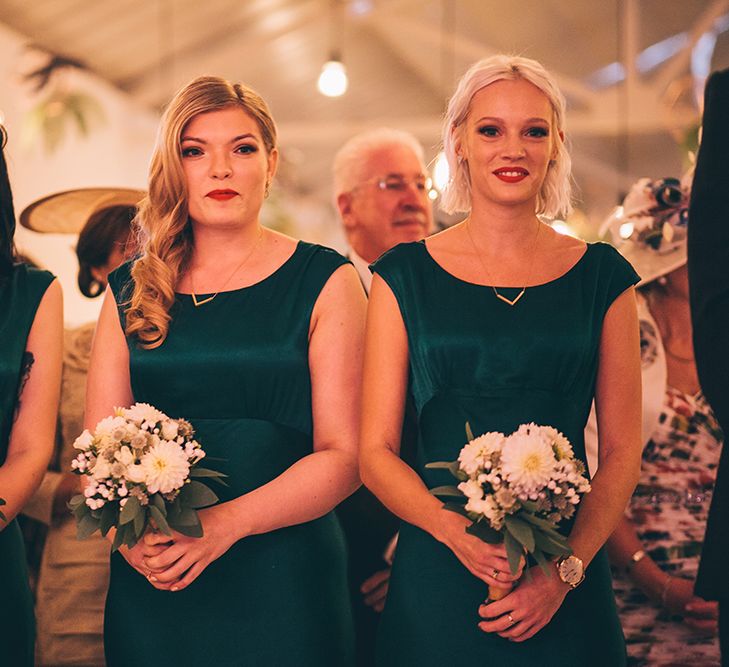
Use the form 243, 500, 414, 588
556, 555, 585, 589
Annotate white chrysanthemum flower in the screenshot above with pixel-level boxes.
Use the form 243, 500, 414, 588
123, 402, 166, 426
95, 416, 128, 438
73, 429, 94, 451
141, 440, 190, 494
458, 431, 505, 475
500, 431, 556, 495
540, 426, 574, 461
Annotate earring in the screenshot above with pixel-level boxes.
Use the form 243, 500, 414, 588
0, 123, 7, 150
264, 180, 271, 199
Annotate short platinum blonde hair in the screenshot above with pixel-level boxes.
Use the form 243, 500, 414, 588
333, 127, 426, 198
441, 54, 573, 219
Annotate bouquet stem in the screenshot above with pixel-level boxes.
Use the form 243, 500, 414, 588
486, 583, 512, 603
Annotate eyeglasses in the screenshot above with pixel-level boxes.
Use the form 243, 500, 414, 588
355, 175, 432, 194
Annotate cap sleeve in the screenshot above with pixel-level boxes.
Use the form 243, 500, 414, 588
369, 242, 418, 323
595, 242, 640, 312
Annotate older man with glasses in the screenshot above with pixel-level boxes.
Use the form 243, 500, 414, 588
333, 128, 433, 665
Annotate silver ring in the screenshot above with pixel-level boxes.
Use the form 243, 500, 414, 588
507, 613, 515, 626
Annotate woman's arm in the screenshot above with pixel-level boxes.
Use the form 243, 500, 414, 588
85, 287, 133, 428
481, 286, 643, 641
0, 280, 63, 527
607, 517, 718, 633
145, 263, 367, 590
359, 274, 519, 590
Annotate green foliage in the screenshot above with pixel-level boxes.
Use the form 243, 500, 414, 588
465, 519, 502, 544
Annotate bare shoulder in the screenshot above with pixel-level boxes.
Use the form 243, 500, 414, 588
262, 228, 300, 259
423, 222, 464, 250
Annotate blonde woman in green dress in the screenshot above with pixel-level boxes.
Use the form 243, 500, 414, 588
360, 55, 643, 666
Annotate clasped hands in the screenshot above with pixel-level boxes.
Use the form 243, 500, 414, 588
120, 505, 235, 592
441, 512, 570, 643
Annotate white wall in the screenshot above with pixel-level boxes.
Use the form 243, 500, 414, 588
0, 21, 158, 327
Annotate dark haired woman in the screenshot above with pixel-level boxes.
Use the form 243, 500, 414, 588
0, 123, 63, 665
20, 191, 138, 665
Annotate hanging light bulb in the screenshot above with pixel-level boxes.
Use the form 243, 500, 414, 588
317, 54, 348, 97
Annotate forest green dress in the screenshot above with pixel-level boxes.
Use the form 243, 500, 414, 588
105, 242, 354, 667
371, 241, 639, 667
0, 264, 54, 667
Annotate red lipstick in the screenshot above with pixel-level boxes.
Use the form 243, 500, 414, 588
493, 168, 529, 183
206, 189, 238, 200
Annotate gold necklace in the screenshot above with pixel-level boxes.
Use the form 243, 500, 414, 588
190, 227, 263, 307
465, 219, 541, 307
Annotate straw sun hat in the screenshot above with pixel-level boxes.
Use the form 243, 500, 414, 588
600, 175, 690, 287
19, 187, 145, 234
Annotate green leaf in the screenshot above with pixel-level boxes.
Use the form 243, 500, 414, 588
442, 502, 470, 519
425, 461, 454, 470
149, 504, 172, 536
465, 519, 503, 544
67, 494, 85, 511
190, 468, 228, 485
100, 503, 118, 536
533, 529, 572, 557
180, 480, 219, 509
70, 496, 90, 519
151, 493, 167, 516
504, 529, 524, 576
119, 495, 141, 525
465, 422, 475, 442
532, 547, 553, 577
505, 516, 536, 553
170, 510, 203, 538
519, 512, 565, 540
123, 523, 141, 549
76, 512, 100, 540
111, 524, 126, 552
429, 485, 463, 498
133, 506, 147, 538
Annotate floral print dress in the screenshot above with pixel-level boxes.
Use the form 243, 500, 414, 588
612, 384, 723, 666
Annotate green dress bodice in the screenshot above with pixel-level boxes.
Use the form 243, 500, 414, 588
0, 264, 54, 667
371, 240, 639, 666
105, 242, 355, 667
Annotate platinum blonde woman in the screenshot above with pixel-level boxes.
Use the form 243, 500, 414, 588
86, 77, 365, 666
359, 55, 642, 665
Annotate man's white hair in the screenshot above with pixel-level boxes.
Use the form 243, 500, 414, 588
332, 128, 426, 199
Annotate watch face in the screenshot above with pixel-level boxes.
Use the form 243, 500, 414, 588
559, 556, 583, 585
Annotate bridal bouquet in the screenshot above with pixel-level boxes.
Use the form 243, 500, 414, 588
427, 422, 591, 600
69, 402, 225, 551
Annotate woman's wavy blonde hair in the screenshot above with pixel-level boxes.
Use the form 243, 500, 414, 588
125, 76, 277, 348
440, 54, 572, 219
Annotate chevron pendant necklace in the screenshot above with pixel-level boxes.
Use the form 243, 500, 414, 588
465, 220, 541, 307
190, 227, 263, 306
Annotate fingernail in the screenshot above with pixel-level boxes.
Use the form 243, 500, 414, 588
171, 586, 179, 592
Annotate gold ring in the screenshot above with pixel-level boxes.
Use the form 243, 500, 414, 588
492, 568, 499, 580
507, 613, 515, 626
